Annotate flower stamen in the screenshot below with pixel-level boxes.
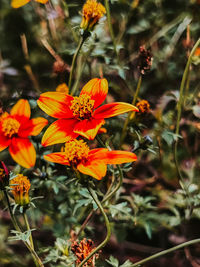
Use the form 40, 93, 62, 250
70, 94, 95, 120
63, 139, 89, 166
2, 116, 20, 137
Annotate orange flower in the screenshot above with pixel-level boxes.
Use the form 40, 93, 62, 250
136, 99, 150, 114
37, 78, 138, 146
0, 99, 48, 168
44, 139, 137, 180
11, 0, 48, 8
10, 174, 30, 206
80, 0, 106, 31
71, 238, 99, 266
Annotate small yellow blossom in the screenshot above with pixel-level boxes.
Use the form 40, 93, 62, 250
136, 100, 150, 114
80, 0, 106, 31
56, 83, 69, 94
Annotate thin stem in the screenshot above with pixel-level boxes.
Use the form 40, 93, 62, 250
120, 75, 142, 145
130, 238, 200, 267
69, 36, 86, 93
23, 212, 34, 250
104, 0, 118, 61
78, 186, 111, 267
173, 38, 200, 210
3, 190, 44, 267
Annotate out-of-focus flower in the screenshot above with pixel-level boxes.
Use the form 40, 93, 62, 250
53, 60, 70, 74
0, 99, 48, 168
10, 174, 31, 206
44, 138, 137, 180
137, 45, 153, 75
37, 78, 138, 146
0, 161, 9, 190
11, 0, 48, 8
80, 0, 106, 31
71, 238, 99, 266
136, 100, 150, 114
192, 47, 200, 65
56, 83, 69, 94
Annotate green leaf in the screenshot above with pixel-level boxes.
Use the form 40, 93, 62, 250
106, 255, 119, 267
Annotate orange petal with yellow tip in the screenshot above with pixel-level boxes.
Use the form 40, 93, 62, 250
37, 92, 74, 119
77, 161, 107, 180
9, 137, 36, 168
35, 0, 48, 3
10, 99, 31, 119
94, 102, 139, 119
19, 117, 48, 137
44, 152, 70, 165
74, 118, 105, 140
11, 0, 30, 8
41, 119, 78, 146
90, 150, 137, 164
80, 78, 108, 108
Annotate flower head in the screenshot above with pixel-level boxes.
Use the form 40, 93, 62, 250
11, 0, 48, 8
136, 100, 150, 114
37, 78, 138, 146
44, 139, 137, 180
0, 161, 9, 190
71, 238, 99, 266
56, 83, 69, 94
0, 99, 48, 168
80, 0, 106, 31
10, 174, 31, 206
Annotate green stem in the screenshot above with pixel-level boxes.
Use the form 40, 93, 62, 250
104, 0, 118, 61
78, 186, 111, 267
130, 238, 200, 267
120, 75, 142, 145
173, 38, 200, 209
4, 190, 44, 267
68, 36, 86, 92
23, 212, 34, 250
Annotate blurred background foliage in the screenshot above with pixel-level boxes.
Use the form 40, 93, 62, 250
1, 0, 200, 266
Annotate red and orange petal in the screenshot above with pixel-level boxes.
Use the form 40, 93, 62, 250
94, 102, 139, 119
77, 161, 107, 180
43, 152, 70, 165
74, 118, 105, 140
37, 92, 74, 119
90, 150, 137, 164
11, 0, 30, 8
10, 99, 31, 119
0, 134, 10, 152
19, 117, 48, 138
80, 78, 108, 109
9, 137, 36, 168
41, 119, 78, 146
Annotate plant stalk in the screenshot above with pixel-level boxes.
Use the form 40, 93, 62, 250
78, 186, 111, 267
120, 75, 142, 145
130, 238, 200, 267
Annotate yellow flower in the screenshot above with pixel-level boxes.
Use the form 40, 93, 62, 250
80, 0, 106, 31
10, 174, 31, 206
56, 83, 69, 94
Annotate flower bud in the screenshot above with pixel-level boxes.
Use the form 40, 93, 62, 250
136, 100, 150, 114
10, 174, 31, 206
0, 161, 9, 190
80, 0, 106, 32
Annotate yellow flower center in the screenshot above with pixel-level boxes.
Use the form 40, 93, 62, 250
136, 100, 150, 113
11, 174, 31, 195
63, 139, 89, 166
2, 117, 20, 137
70, 94, 95, 120
83, 0, 106, 19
